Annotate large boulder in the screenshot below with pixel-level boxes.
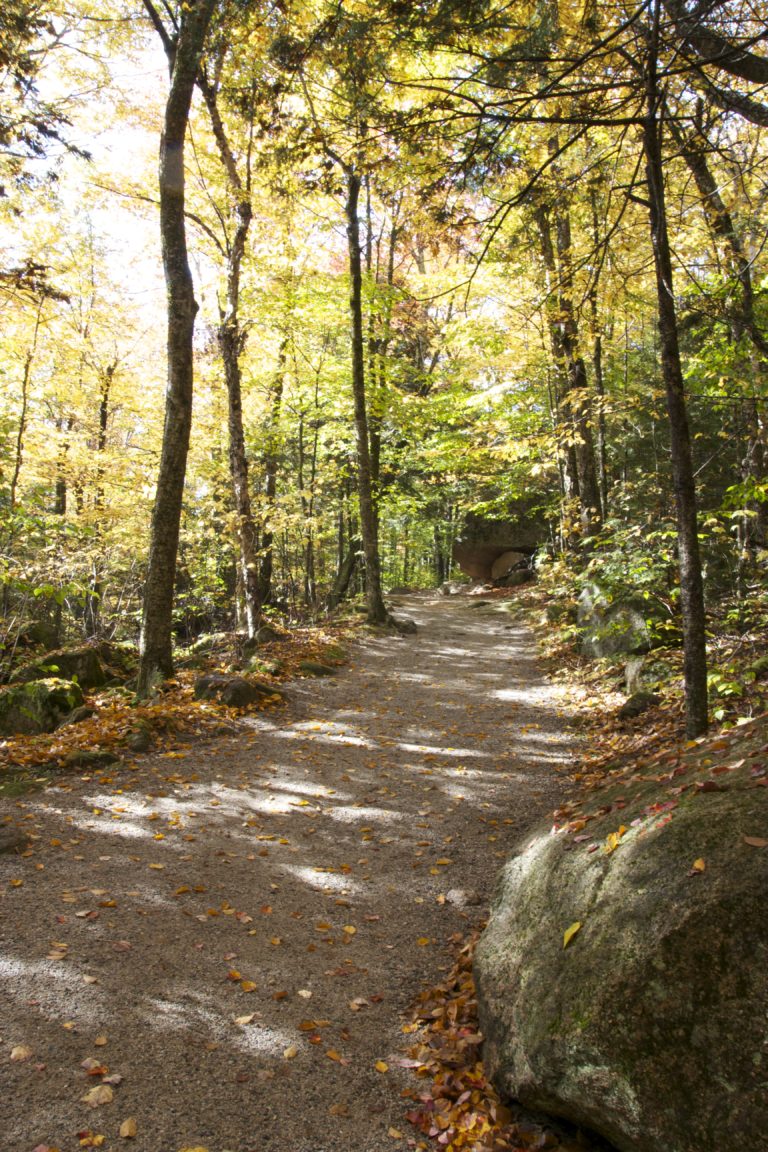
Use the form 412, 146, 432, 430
0, 678, 85, 736
474, 720, 768, 1152
578, 583, 651, 659
10, 646, 106, 690
452, 511, 542, 582
193, 674, 281, 707
490, 551, 528, 580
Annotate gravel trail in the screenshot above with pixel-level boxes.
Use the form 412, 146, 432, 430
0, 594, 577, 1152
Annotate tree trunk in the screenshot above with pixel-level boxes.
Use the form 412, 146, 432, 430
198, 68, 262, 636
256, 342, 286, 607
220, 308, 261, 637
345, 170, 387, 624
533, 204, 582, 526
643, 2, 708, 737
85, 362, 115, 637
552, 200, 602, 532
671, 113, 768, 552
137, 0, 218, 696
327, 537, 361, 611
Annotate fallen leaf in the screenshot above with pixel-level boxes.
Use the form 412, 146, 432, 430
81, 1084, 114, 1107
234, 1014, 256, 1026
119, 1118, 137, 1138
563, 921, 582, 949
416, 937, 430, 946
342, 925, 356, 936
744, 835, 768, 848
328, 1103, 349, 1116
388, 1129, 403, 1140
283, 1045, 298, 1060
93, 1035, 108, 1047
375, 1060, 389, 1073
240, 980, 257, 993
10, 1045, 33, 1062
297, 989, 312, 999
691, 858, 706, 873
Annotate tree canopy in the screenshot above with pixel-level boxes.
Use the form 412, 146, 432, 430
2, 0, 768, 734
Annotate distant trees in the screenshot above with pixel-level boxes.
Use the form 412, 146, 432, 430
1, 0, 767, 734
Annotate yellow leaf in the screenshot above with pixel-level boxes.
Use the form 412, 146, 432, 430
240, 980, 257, 993
435, 858, 452, 865
388, 1129, 403, 1140
375, 1060, 389, 1073
416, 937, 430, 946
81, 1084, 114, 1107
283, 1045, 298, 1059
325, 1048, 342, 1062
342, 925, 356, 936
119, 1118, 138, 1138
692, 858, 706, 872
93, 1035, 108, 1046
563, 921, 582, 949
10, 1045, 33, 1061
234, 1013, 256, 1025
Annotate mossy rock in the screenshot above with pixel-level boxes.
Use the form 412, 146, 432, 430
96, 640, 138, 677
475, 720, 768, 1152
11, 646, 106, 690
16, 620, 60, 649
63, 749, 119, 769
0, 678, 84, 736
245, 657, 283, 677
194, 673, 283, 707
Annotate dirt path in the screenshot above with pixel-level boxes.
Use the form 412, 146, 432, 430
1, 595, 577, 1152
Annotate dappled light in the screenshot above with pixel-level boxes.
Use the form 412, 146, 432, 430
1, 597, 580, 1150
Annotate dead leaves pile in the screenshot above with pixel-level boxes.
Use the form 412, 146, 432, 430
0, 622, 351, 779
402, 933, 599, 1152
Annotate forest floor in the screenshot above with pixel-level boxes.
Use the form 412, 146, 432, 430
0, 593, 586, 1152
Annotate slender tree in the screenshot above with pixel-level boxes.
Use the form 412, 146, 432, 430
137, 0, 218, 696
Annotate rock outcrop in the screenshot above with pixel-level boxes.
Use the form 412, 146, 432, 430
0, 678, 85, 736
193, 674, 281, 707
452, 512, 541, 582
474, 719, 768, 1152
10, 646, 106, 690
577, 583, 651, 659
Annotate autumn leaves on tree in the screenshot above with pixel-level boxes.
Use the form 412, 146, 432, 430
2, 0, 768, 735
